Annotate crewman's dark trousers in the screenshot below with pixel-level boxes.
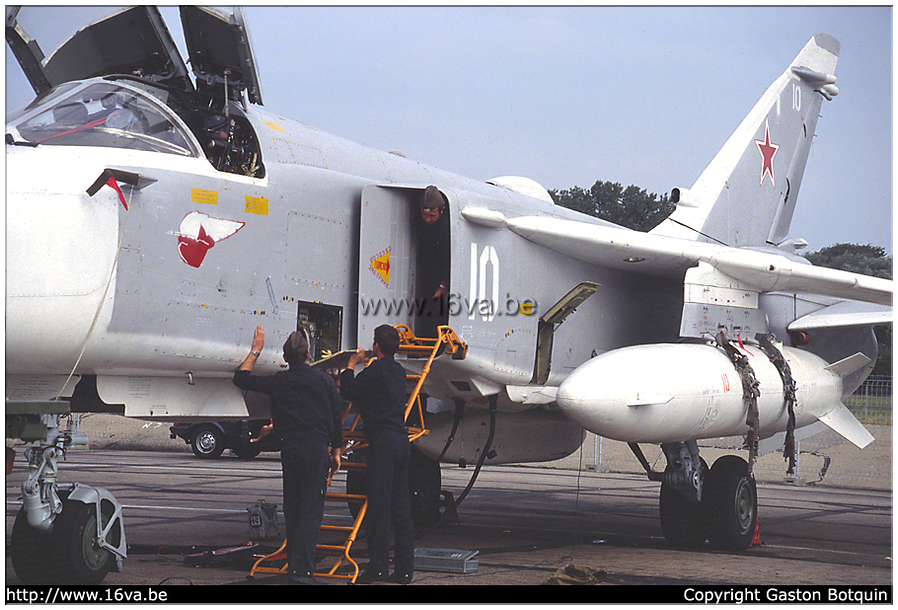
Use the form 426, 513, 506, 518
280, 437, 329, 579
415, 286, 447, 339
365, 430, 415, 577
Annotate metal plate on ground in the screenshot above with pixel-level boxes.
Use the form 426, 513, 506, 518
414, 548, 479, 573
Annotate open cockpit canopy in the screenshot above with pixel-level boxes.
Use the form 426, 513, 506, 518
6, 6, 266, 177
6, 5, 263, 107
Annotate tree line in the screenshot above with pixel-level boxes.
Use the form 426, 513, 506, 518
549, 180, 892, 376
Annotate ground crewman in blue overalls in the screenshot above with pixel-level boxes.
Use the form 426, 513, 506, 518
234, 326, 343, 585
341, 324, 415, 584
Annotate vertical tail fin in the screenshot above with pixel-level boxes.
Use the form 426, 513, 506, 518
652, 33, 840, 247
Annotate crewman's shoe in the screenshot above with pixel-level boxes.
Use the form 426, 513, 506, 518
355, 568, 386, 584
389, 572, 413, 584
288, 574, 321, 585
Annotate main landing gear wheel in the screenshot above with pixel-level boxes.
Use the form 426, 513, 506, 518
703, 455, 757, 551
659, 466, 707, 548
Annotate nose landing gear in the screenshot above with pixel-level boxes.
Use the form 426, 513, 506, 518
7, 404, 127, 585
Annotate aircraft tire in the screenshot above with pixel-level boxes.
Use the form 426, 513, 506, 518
659, 479, 707, 548
703, 455, 757, 551
408, 445, 442, 527
10, 507, 59, 584
52, 496, 117, 585
191, 424, 225, 459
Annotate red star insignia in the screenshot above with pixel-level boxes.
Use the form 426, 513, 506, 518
755, 118, 779, 187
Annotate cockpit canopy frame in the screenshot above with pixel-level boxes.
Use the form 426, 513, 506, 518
6, 5, 263, 108
6, 7, 267, 178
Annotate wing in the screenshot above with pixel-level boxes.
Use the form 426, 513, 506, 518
484, 212, 892, 307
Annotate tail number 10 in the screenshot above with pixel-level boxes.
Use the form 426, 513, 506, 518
469, 243, 499, 322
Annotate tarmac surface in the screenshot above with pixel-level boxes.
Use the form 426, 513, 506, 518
5, 444, 892, 600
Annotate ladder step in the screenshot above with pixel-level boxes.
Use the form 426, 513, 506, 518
325, 493, 367, 503
316, 544, 353, 555
314, 571, 356, 580
320, 525, 355, 533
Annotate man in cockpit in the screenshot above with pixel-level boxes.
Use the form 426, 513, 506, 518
416, 185, 450, 338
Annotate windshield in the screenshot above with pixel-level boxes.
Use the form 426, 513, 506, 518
10, 82, 199, 156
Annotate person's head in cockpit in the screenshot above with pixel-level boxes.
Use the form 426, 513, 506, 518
419, 185, 446, 225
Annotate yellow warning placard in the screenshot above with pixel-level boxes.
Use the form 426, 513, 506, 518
191, 188, 218, 205
369, 248, 391, 287
245, 195, 269, 216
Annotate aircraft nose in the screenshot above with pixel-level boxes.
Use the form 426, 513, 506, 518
7, 148, 121, 298
6, 147, 122, 370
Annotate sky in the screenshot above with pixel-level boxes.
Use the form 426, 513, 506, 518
4, 5, 893, 254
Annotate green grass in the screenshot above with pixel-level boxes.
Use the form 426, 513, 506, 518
844, 396, 892, 426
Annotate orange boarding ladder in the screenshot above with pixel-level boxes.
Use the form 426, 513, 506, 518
249, 325, 466, 583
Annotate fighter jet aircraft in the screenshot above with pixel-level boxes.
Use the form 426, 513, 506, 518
6, 6, 891, 584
